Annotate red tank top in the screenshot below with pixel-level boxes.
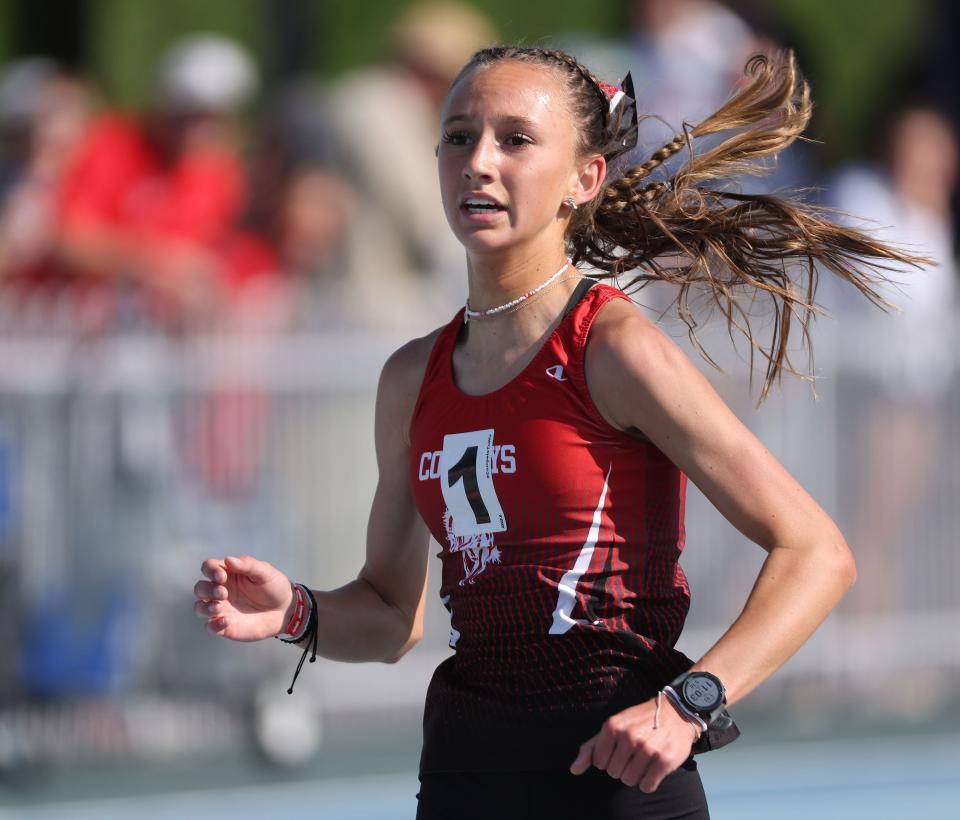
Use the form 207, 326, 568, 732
409, 281, 695, 773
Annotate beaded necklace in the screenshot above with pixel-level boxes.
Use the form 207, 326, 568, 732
463, 260, 573, 323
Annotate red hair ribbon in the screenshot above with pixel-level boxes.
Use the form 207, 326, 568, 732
597, 80, 620, 99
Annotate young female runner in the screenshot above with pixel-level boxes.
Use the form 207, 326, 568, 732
193, 47, 926, 818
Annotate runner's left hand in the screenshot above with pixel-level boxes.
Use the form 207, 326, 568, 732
569, 696, 699, 792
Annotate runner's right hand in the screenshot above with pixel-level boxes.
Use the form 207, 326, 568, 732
193, 555, 296, 642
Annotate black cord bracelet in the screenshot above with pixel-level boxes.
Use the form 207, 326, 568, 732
285, 585, 319, 694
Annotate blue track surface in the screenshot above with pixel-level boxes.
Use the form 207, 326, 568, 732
2, 733, 957, 819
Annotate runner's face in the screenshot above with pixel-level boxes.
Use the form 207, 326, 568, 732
437, 61, 581, 256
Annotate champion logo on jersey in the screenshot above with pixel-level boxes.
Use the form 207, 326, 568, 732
545, 364, 567, 381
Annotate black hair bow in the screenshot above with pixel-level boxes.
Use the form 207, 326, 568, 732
598, 72, 639, 160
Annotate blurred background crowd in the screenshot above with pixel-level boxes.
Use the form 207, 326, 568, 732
0, 0, 957, 814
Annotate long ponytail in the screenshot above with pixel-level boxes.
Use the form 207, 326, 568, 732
453, 47, 932, 400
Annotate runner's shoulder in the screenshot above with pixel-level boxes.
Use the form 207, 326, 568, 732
379, 326, 446, 446
382, 326, 444, 391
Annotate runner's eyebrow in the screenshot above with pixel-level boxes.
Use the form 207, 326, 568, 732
442, 113, 540, 130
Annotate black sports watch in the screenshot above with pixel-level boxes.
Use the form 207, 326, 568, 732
667, 671, 727, 727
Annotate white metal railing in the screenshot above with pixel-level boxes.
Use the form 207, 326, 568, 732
0, 301, 957, 728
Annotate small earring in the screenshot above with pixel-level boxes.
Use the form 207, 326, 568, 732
563, 196, 578, 211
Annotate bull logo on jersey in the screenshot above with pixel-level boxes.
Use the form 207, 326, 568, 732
443, 506, 502, 585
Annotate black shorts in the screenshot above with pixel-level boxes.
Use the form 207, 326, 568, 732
416, 757, 708, 820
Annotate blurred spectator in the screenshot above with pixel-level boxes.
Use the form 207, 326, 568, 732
824, 105, 959, 613
303, 1, 497, 333
627, 0, 756, 132
0, 64, 95, 292
0, 57, 58, 197
912, 0, 960, 248
0, 43, 288, 698
40, 34, 276, 327
250, 82, 368, 333
271, 165, 372, 331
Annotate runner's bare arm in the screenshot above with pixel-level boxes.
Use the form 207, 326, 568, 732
585, 299, 856, 706
194, 332, 437, 662
300, 333, 436, 662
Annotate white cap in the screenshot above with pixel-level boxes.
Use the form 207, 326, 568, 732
156, 34, 258, 112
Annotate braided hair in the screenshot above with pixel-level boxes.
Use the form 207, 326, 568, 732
450, 47, 931, 401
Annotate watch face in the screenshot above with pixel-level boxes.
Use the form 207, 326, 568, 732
682, 674, 722, 711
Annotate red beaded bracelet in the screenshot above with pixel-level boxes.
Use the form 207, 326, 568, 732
278, 583, 311, 643
276, 582, 319, 694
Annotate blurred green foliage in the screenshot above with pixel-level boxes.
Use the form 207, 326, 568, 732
0, 0, 10, 63
0, 0, 935, 163
318, 0, 623, 74
773, 0, 929, 160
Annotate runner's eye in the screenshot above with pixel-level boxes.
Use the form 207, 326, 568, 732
504, 132, 533, 147
441, 131, 471, 146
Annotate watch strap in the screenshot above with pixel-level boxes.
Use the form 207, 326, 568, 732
662, 685, 708, 733
691, 709, 740, 754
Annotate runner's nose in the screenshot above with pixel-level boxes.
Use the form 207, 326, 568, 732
463, 134, 496, 181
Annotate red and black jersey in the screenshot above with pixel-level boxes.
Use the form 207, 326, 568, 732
408, 280, 696, 773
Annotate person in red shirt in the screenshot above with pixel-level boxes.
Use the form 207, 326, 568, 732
193, 47, 927, 818
56, 35, 276, 322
